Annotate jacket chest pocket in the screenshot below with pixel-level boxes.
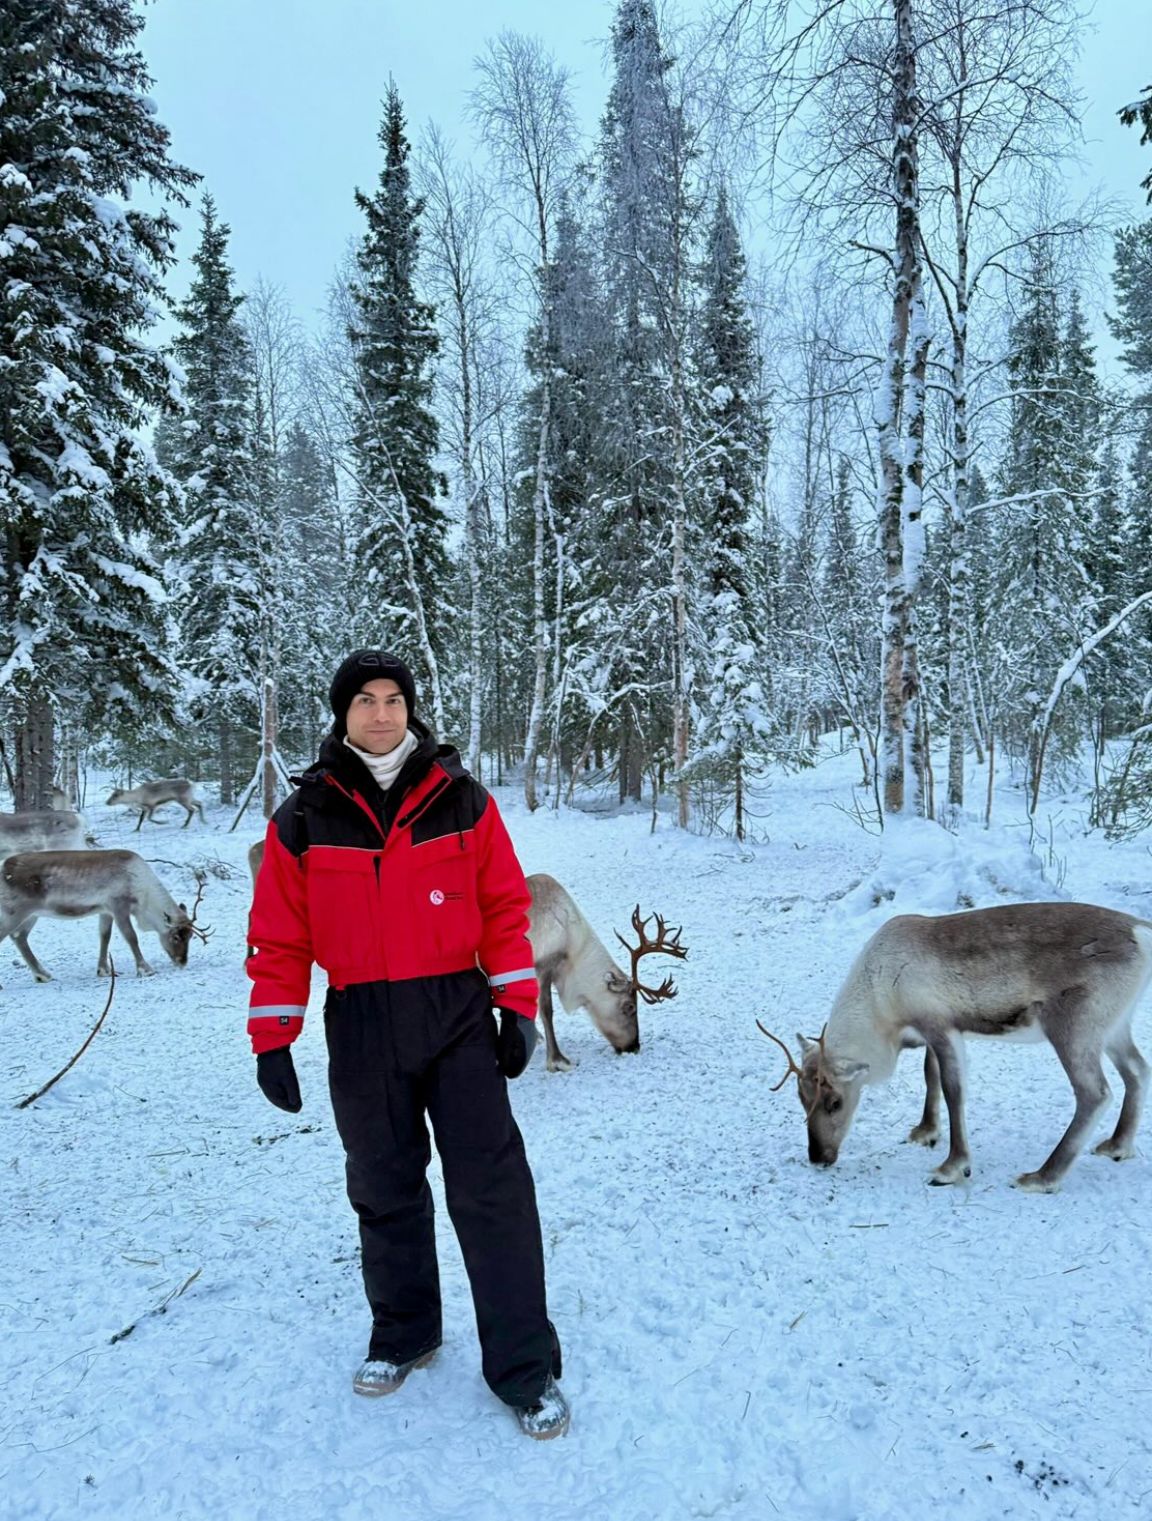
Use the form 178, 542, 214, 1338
305, 848, 380, 967
410, 833, 481, 961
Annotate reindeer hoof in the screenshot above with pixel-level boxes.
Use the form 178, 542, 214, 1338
928, 1162, 971, 1185
1013, 1171, 1060, 1194
905, 1125, 939, 1148
545, 1057, 575, 1074
1092, 1139, 1135, 1162
97, 966, 111, 978
135, 963, 156, 978
33, 971, 53, 984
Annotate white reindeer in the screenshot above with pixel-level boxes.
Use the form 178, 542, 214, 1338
106, 778, 204, 830
0, 849, 208, 981
761, 901, 1152, 1194
0, 809, 86, 862
526, 874, 687, 1071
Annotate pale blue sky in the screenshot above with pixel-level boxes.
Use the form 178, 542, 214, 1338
138, 0, 1150, 331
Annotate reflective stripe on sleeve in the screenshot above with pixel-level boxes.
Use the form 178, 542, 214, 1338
488, 967, 536, 989
248, 1006, 306, 1023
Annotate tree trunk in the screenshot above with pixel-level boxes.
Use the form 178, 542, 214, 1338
522, 371, 551, 810
219, 715, 234, 806
877, 0, 926, 820
261, 675, 278, 821
14, 689, 54, 810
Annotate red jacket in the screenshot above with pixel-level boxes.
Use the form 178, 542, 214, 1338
246, 737, 538, 1054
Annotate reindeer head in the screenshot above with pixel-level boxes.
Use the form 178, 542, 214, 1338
759, 1024, 869, 1165
608, 907, 689, 1054
161, 906, 194, 967
160, 869, 212, 968
106, 788, 125, 806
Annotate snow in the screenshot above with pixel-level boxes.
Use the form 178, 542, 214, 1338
3, 749, 1152, 1519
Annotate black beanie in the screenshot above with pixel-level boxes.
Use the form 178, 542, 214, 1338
329, 651, 417, 737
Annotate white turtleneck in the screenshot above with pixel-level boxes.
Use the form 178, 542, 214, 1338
343, 729, 420, 793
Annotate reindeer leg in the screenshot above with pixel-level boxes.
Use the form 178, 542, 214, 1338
906, 1045, 941, 1147
134, 807, 145, 832
1017, 989, 1110, 1192
927, 1032, 972, 1185
96, 913, 114, 976
539, 973, 573, 1074
111, 902, 154, 976
7, 914, 52, 983
181, 804, 193, 829
1093, 1027, 1148, 1162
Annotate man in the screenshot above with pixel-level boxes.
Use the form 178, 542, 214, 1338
246, 650, 569, 1440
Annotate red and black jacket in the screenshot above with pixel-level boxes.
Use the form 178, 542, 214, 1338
246, 730, 539, 1054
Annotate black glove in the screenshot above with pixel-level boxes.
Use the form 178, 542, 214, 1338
257, 1046, 302, 1112
496, 1008, 538, 1079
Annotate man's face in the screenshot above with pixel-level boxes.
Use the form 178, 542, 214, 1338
344, 678, 408, 755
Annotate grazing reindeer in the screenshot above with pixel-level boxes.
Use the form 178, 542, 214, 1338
761, 902, 1152, 1194
0, 809, 86, 862
248, 838, 265, 886
0, 849, 210, 981
526, 873, 688, 1072
106, 778, 204, 830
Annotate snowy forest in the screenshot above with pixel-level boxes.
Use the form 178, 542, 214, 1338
4, 0, 1152, 841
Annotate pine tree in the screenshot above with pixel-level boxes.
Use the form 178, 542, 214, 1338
688, 187, 773, 836
162, 197, 260, 804
1111, 221, 1152, 627
992, 254, 1097, 795
594, 0, 682, 802
348, 84, 449, 707
277, 418, 346, 753
0, 0, 196, 805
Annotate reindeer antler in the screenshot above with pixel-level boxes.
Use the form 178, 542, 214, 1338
614, 905, 688, 1004
756, 1022, 805, 1091
188, 867, 214, 942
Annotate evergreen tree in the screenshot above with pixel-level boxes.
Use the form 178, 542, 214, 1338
592, 0, 683, 800
688, 188, 773, 835
991, 248, 1094, 785
277, 418, 346, 753
162, 197, 260, 804
1111, 221, 1152, 613
348, 84, 449, 695
0, 0, 196, 805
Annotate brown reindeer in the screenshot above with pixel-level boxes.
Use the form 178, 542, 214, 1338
526, 874, 687, 1071
106, 778, 204, 830
0, 809, 87, 861
0, 849, 210, 981
248, 838, 265, 886
761, 902, 1152, 1193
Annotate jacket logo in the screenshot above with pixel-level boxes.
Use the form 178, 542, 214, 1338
430, 889, 445, 905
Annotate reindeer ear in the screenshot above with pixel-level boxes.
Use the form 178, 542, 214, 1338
832, 1059, 870, 1083
178, 902, 187, 913
797, 1033, 819, 1058
164, 911, 173, 925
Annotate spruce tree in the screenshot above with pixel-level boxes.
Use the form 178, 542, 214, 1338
0, 0, 196, 805
162, 197, 260, 804
991, 248, 1094, 784
689, 188, 773, 835
348, 84, 449, 692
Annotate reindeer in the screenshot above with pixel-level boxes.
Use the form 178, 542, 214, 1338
0, 849, 210, 981
0, 809, 86, 862
106, 778, 204, 830
526, 874, 687, 1072
760, 902, 1152, 1194
248, 838, 265, 886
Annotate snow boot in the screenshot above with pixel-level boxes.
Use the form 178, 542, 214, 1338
352, 1346, 438, 1397
514, 1375, 570, 1440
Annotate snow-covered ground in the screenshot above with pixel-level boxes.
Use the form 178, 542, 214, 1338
3, 749, 1152, 1521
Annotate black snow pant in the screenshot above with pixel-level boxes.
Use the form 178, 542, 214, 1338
324, 969, 560, 1407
